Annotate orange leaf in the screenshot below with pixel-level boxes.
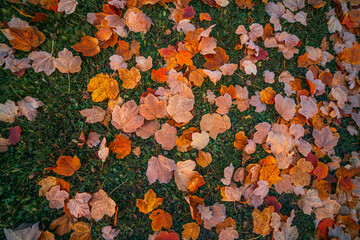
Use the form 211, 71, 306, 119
154, 231, 180, 240
118, 67, 141, 89
136, 189, 163, 214
188, 173, 205, 193
176, 50, 193, 66
45, 156, 81, 177
234, 131, 247, 151
185, 195, 204, 225
149, 209, 173, 232
151, 67, 167, 83
338, 41, 360, 65
182, 222, 200, 240
72, 36, 100, 57
9, 28, 44, 51
87, 73, 119, 102
260, 87, 276, 104
203, 47, 229, 70
262, 23, 273, 40
252, 206, 274, 237
69, 222, 92, 240
316, 218, 335, 240
116, 40, 133, 61
313, 162, 328, 180
220, 85, 237, 99
339, 176, 354, 192
196, 150, 212, 168
109, 135, 131, 159
199, 13, 211, 21
56, 178, 71, 192
259, 164, 282, 186
176, 127, 199, 152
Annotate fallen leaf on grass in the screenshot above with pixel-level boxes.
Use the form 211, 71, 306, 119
80, 106, 106, 123
102, 226, 120, 240
9, 126, 21, 144
149, 209, 173, 231
89, 189, 116, 222
155, 123, 178, 150
67, 192, 91, 218
45, 155, 81, 177
136, 189, 163, 214
87, 73, 119, 102
53, 48, 82, 74
17, 96, 44, 121
69, 222, 92, 240
196, 150, 212, 168
72, 36, 100, 57
146, 155, 177, 184
252, 206, 274, 237
28, 51, 55, 76
45, 185, 69, 209
109, 134, 131, 159
4, 222, 41, 240
182, 222, 200, 240
49, 215, 75, 236
0, 100, 18, 123
118, 67, 141, 89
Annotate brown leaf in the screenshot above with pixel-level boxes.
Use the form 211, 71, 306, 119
67, 192, 91, 218
0, 100, 18, 123
203, 47, 229, 70
53, 48, 82, 73
9, 27, 45, 51
49, 215, 75, 236
17, 96, 44, 121
45, 185, 69, 209
69, 222, 92, 240
46, 155, 81, 176
155, 123, 178, 150
274, 94, 296, 121
72, 36, 100, 57
252, 206, 274, 236
200, 113, 231, 139
89, 189, 116, 222
85, 131, 100, 148
139, 93, 167, 120
146, 155, 177, 184
80, 106, 106, 124
28, 51, 55, 75
182, 222, 200, 240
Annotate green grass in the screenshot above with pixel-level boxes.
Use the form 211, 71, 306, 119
1, 0, 359, 239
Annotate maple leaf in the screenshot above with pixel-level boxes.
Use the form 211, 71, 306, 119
38, 176, 57, 196
69, 222, 92, 240
203, 47, 229, 70
136, 189, 163, 214
87, 73, 119, 102
182, 222, 200, 240
203, 203, 226, 229
109, 134, 131, 159
259, 162, 282, 186
9, 27, 45, 51
196, 150, 212, 168
115, 40, 133, 61
0, 100, 18, 123
109, 55, 127, 70
191, 131, 210, 150
136, 119, 160, 139
174, 160, 201, 191
200, 13, 211, 21
215, 93, 232, 115
139, 93, 167, 120
252, 206, 274, 237
200, 113, 231, 139
118, 67, 141, 89
112, 100, 144, 133
4, 222, 41, 240
80, 106, 106, 124
53, 48, 82, 73
167, 92, 195, 123
313, 127, 339, 155
338, 41, 360, 65
57, 0, 78, 14
260, 87, 276, 104
89, 189, 116, 222
72, 36, 100, 57
28, 51, 55, 76
67, 192, 91, 218
135, 56, 153, 72
149, 209, 173, 231
45, 155, 81, 176
155, 123, 178, 150
17, 96, 44, 121
45, 185, 69, 209
146, 155, 177, 184
49, 215, 75, 236
274, 94, 296, 121
151, 67, 168, 83
102, 226, 120, 240
124, 8, 153, 33
290, 158, 314, 187
298, 189, 323, 215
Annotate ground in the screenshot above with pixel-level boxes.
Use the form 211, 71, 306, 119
1, 0, 359, 239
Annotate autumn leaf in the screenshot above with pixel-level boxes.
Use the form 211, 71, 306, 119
49, 214, 75, 236
38, 176, 57, 196
154, 231, 180, 240
155, 123, 178, 150
80, 106, 106, 124
149, 209, 173, 231
53, 48, 82, 74
87, 73, 119, 102
203, 47, 229, 70
234, 131, 247, 151
28, 51, 55, 76
4, 222, 41, 240
146, 155, 177, 184
151, 67, 168, 83
58, 0, 78, 15
338, 41, 360, 65
0, 100, 18, 123
200, 13, 211, 21
69, 222, 92, 240
182, 222, 200, 240
17, 96, 44, 121
196, 150, 212, 168
89, 189, 116, 222
109, 134, 131, 159
45, 185, 69, 209
260, 87, 276, 104
9, 126, 21, 145
139, 93, 167, 120
67, 192, 91, 218
252, 206, 274, 237
136, 189, 163, 214
72, 36, 100, 57
9, 27, 45, 51
45, 155, 81, 176
118, 67, 141, 89
111, 100, 144, 133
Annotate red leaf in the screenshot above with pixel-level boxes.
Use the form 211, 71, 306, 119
9, 126, 21, 145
